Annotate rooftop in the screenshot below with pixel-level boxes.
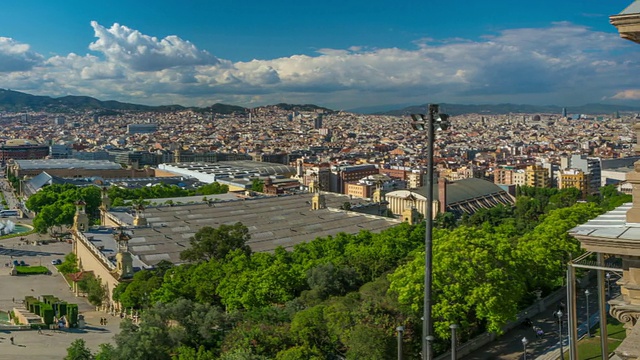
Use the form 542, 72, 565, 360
97, 192, 401, 267
14, 159, 123, 170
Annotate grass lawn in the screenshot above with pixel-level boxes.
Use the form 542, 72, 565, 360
563, 317, 625, 359
15, 265, 50, 275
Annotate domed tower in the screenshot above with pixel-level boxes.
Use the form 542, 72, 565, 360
73, 200, 89, 232
114, 229, 133, 279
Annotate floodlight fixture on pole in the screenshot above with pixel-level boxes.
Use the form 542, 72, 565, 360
585, 289, 591, 337
556, 310, 564, 359
410, 104, 450, 360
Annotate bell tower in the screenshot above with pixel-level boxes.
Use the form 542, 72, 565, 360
402, 193, 420, 225
114, 229, 133, 279
73, 200, 89, 232
132, 203, 147, 227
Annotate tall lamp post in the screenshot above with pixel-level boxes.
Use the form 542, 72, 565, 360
522, 337, 528, 360
585, 289, 591, 337
410, 105, 450, 360
556, 310, 564, 359
450, 324, 458, 360
605, 272, 611, 298
396, 326, 404, 360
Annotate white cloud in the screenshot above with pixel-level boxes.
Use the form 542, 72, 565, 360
0, 37, 43, 72
0, 21, 637, 109
88, 21, 219, 71
612, 89, 640, 100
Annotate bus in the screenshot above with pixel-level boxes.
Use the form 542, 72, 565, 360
0, 210, 19, 217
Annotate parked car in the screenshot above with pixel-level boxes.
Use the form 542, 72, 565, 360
19, 260, 26, 266
51, 259, 62, 265
13, 260, 19, 266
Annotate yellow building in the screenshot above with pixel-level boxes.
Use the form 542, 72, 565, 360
558, 169, 589, 199
524, 165, 550, 188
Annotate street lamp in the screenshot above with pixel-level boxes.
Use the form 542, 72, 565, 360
450, 324, 458, 360
605, 272, 611, 298
585, 289, 591, 337
522, 337, 528, 360
556, 310, 564, 359
411, 104, 450, 360
396, 326, 404, 360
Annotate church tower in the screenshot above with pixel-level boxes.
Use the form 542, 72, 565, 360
310, 173, 326, 210
114, 229, 134, 279
402, 193, 420, 225
132, 203, 147, 227
73, 200, 89, 232
100, 186, 111, 209
373, 180, 384, 203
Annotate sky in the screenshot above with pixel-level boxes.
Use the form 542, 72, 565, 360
0, 0, 639, 110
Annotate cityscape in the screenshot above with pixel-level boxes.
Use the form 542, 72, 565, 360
0, 1, 640, 360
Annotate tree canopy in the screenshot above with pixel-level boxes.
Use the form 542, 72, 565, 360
180, 223, 251, 262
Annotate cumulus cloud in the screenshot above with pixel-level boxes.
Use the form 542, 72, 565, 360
0, 37, 43, 72
88, 21, 219, 71
0, 21, 637, 109
612, 89, 640, 100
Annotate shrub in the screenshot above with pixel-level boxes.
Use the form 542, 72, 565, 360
15, 266, 50, 275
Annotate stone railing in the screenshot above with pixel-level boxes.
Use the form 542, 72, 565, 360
76, 232, 116, 271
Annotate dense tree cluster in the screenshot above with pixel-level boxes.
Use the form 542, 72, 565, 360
26, 184, 101, 233
108, 182, 228, 207
26, 182, 229, 233
68, 185, 629, 358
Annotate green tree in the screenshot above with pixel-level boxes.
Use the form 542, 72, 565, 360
78, 274, 108, 307
251, 178, 264, 193
65, 338, 93, 360
94, 343, 116, 360
58, 253, 79, 275
388, 225, 526, 338
345, 324, 394, 360
180, 223, 251, 262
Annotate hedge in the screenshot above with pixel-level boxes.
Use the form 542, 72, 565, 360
15, 266, 49, 275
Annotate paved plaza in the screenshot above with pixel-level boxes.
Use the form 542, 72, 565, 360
0, 233, 121, 360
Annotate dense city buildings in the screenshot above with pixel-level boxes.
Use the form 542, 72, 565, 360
1, 105, 640, 202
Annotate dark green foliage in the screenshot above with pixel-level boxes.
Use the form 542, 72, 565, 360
77, 273, 108, 307
306, 262, 360, 300
95, 343, 116, 360
40, 303, 54, 325
180, 223, 251, 262
65, 339, 93, 360
67, 304, 79, 327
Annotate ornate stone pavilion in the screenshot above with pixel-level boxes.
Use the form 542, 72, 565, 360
568, 126, 640, 358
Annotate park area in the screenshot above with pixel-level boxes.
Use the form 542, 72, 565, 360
0, 232, 120, 359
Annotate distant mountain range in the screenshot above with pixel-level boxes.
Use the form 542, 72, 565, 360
1, 88, 639, 116
0, 89, 330, 115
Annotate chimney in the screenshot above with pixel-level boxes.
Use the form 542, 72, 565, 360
438, 177, 447, 214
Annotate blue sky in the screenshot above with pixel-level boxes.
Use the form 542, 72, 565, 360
0, 0, 638, 110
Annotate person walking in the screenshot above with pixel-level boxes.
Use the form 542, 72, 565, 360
10, 336, 14, 345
